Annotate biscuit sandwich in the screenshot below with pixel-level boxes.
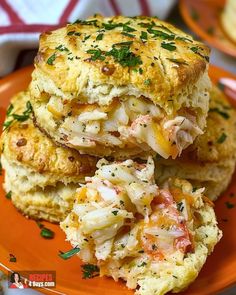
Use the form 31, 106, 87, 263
0, 91, 97, 222
30, 15, 211, 159
61, 157, 222, 295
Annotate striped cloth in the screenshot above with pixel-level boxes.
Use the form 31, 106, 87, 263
0, 0, 176, 76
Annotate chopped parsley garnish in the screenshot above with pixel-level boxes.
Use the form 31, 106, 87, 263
86, 49, 105, 61
47, 53, 56, 65
175, 36, 193, 43
3, 101, 32, 130
36, 221, 54, 239
113, 41, 133, 46
161, 41, 176, 51
139, 68, 143, 74
140, 31, 148, 40
83, 34, 91, 41
190, 46, 198, 53
148, 28, 174, 40
217, 133, 227, 143
122, 32, 135, 38
55, 45, 69, 52
6, 191, 12, 199
225, 201, 235, 209
9, 254, 16, 263
73, 19, 99, 27
112, 210, 118, 216
0, 162, 2, 176
6, 104, 14, 117
138, 262, 147, 267
81, 264, 99, 279
59, 247, 80, 260
96, 33, 104, 40
106, 45, 142, 67
67, 31, 81, 36
40, 227, 54, 239
209, 107, 230, 119
167, 58, 188, 65
123, 24, 136, 32
144, 79, 151, 85
190, 46, 209, 61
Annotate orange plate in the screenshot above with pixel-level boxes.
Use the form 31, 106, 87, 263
0, 65, 236, 295
179, 0, 236, 58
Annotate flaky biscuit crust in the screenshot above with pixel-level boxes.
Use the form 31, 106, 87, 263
31, 15, 210, 111
0, 91, 97, 179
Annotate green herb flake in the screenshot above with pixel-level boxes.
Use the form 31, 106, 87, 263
217, 133, 227, 143
59, 247, 80, 260
0, 162, 2, 176
140, 31, 148, 40
123, 24, 136, 32
56, 45, 69, 52
73, 19, 99, 27
175, 36, 193, 43
113, 41, 133, 46
6, 191, 12, 199
148, 28, 175, 40
86, 49, 105, 61
167, 58, 188, 65
40, 227, 55, 239
225, 201, 235, 209
96, 33, 104, 41
144, 79, 151, 85
112, 210, 118, 216
191, 8, 199, 21
139, 68, 143, 74
83, 34, 91, 41
209, 107, 230, 119
81, 264, 99, 279
9, 254, 16, 263
138, 262, 147, 267
161, 41, 176, 51
190, 46, 209, 61
6, 104, 14, 117
3, 120, 13, 130
121, 32, 135, 38
47, 53, 56, 65
106, 46, 142, 67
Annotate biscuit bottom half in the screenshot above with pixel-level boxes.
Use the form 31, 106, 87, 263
61, 157, 222, 295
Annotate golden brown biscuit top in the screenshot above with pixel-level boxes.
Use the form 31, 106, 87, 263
34, 15, 210, 107
180, 86, 236, 163
1, 91, 97, 177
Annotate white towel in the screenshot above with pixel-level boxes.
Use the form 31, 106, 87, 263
0, 0, 176, 76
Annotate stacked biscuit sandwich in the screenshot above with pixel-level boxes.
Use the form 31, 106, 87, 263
2, 15, 236, 295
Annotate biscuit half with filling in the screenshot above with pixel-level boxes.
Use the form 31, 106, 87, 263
61, 157, 222, 295
155, 86, 236, 201
0, 91, 97, 222
30, 15, 211, 159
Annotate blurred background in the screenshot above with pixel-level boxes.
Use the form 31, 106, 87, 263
0, 0, 235, 294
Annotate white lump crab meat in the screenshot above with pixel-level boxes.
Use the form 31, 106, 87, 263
61, 157, 222, 295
